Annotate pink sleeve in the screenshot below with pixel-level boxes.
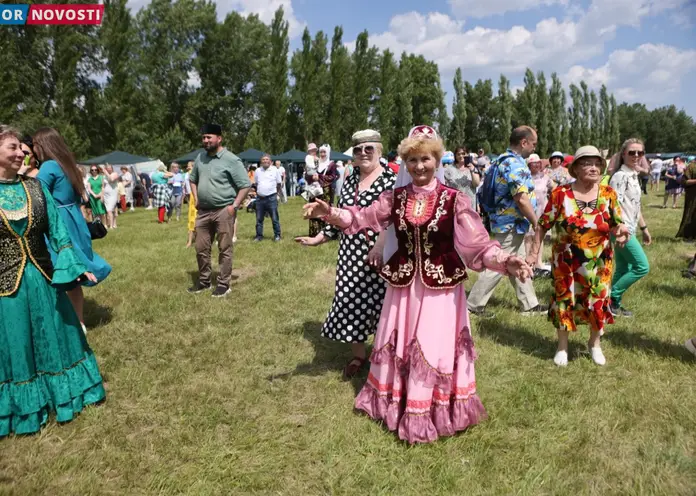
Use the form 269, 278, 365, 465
453, 193, 510, 273
324, 190, 394, 235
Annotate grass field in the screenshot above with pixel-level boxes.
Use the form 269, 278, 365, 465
1, 190, 696, 495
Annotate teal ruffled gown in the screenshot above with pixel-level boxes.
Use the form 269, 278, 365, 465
0, 180, 106, 438
37, 160, 111, 286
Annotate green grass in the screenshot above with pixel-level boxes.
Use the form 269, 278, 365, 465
1, 190, 696, 495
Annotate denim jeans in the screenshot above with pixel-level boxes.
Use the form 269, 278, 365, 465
256, 194, 281, 238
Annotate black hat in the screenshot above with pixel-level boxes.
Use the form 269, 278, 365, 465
201, 123, 222, 136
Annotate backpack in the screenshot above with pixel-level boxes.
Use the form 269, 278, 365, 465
480, 152, 514, 213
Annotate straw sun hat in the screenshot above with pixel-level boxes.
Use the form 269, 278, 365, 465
568, 145, 603, 179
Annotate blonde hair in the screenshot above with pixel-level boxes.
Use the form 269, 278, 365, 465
397, 137, 444, 163
607, 138, 644, 175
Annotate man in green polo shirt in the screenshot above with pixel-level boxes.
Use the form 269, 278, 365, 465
188, 124, 251, 297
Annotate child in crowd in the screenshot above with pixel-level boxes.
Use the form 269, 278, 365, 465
302, 171, 323, 202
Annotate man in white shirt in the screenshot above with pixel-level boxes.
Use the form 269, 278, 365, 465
649, 157, 663, 192
254, 154, 282, 241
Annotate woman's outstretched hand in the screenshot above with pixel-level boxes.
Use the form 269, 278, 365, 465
303, 199, 331, 219
506, 256, 533, 282
294, 233, 325, 247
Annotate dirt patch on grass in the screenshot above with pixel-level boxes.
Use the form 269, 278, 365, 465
231, 266, 259, 285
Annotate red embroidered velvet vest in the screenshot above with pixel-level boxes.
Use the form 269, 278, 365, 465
380, 181, 467, 289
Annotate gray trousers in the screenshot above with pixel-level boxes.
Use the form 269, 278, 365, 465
467, 232, 539, 311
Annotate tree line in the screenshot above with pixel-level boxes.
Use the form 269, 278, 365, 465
2, 0, 695, 161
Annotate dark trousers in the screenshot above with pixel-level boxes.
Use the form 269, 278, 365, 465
255, 194, 280, 238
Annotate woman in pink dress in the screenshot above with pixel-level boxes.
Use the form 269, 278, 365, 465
304, 126, 532, 444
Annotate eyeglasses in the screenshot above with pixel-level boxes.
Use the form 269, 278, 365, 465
353, 145, 375, 155
627, 150, 645, 157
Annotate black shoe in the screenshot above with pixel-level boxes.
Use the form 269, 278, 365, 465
469, 307, 495, 319
521, 304, 548, 316
211, 285, 231, 298
187, 283, 211, 294
610, 301, 634, 318
254, 237, 263, 242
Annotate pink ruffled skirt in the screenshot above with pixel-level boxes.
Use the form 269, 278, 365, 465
355, 277, 486, 444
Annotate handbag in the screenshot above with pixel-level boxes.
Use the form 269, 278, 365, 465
88, 206, 108, 240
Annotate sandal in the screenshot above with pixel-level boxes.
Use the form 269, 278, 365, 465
342, 356, 367, 380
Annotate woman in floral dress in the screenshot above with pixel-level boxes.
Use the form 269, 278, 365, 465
527, 146, 629, 367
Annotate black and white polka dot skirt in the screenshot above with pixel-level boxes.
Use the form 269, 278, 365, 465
319, 167, 396, 343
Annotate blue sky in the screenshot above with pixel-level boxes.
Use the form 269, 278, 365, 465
128, 0, 696, 117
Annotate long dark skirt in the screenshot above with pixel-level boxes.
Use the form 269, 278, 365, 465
309, 186, 331, 237
677, 188, 696, 240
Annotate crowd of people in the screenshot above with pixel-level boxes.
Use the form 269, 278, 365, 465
1, 118, 695, 446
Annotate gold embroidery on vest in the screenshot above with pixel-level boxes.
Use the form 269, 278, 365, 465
422, 190, 448, 256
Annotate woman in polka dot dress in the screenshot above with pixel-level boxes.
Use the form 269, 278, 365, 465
296, 130, 396, 379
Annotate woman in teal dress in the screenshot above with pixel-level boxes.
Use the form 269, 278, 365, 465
33, 128, 111, 331
86, 165, 107, 225
0, 125, 106, 438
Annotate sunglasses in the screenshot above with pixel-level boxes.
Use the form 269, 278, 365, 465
353, 145, 375, 155
90, 169, 98, 172
627, 150, 645, 157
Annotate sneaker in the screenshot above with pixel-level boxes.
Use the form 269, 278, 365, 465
609, 301, 633, 318
187, 283, 212, 294
254, 237, 263, 242
274, 236, 281, 242
685, 338, 696, 357
468, 307, 495, 319
521, 304, 548, 316
589, 345, 607, 366
211, 285, 231, 298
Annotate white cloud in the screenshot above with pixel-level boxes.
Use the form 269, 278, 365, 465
386, 11, 464, 44
563, 44, 696, 106
368, 13, 593, 74
357, 0, 693, 78
126, 0, 305, 37
216, 0, 304, 37
449, 0, 568, 18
